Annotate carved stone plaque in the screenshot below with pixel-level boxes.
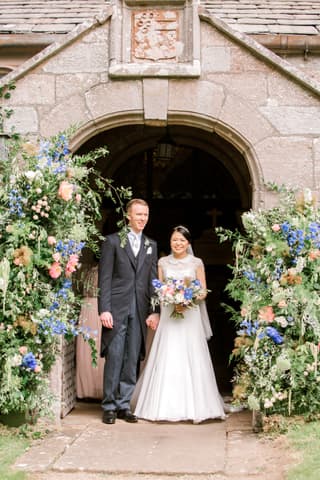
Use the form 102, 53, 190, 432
109, 0, 200, 78
132, 10, 178, 62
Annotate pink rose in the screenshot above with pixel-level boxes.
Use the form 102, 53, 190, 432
58, 181, 73, 201
19, 346, 28, 355
49, 262, 62, 279
272, 224, 281, 232
65, 254, 79, 277
52, 252, 61, 262
34, 365, 42, 373
47, 236, 56, 246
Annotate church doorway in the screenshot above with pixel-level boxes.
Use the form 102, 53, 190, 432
77, 123, 252, 395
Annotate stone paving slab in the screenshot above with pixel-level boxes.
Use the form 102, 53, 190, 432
16, 420, 226, 475
14, 403, 293, 480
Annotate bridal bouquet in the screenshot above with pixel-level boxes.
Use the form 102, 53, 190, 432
152, 277, 209, 319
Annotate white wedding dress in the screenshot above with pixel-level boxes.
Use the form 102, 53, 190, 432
133, 254, 226, 423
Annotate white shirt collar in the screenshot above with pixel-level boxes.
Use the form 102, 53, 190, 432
129, 229, 142, 239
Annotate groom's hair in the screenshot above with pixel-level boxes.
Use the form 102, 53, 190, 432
126, 198, 149, 213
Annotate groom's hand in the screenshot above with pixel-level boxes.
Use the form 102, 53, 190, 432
100, 311, 113, 329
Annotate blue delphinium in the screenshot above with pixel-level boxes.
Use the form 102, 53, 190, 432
21, 352, 37, 371
265, 326, 283, 345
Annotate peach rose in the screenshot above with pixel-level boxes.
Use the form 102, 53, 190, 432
258, 306, 275, 323
49, 262, 62, 279
309, 249, 320, 261
272, 224, 281, 232
19, 346, 28, 355
47, 236, 56, 246
58, 181, 73, 201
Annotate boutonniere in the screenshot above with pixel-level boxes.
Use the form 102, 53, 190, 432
144, 238, 152, 254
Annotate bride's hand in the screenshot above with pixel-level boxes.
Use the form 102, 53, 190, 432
196, 293, 206, 302
174, 304, 186, 314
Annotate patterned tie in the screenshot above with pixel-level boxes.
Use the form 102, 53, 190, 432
130, 233, 139, 257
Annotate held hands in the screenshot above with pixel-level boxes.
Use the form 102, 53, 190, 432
100, 311, 113, 329
146, 313, 159, 331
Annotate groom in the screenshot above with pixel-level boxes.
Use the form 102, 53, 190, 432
98, 198, 159, 424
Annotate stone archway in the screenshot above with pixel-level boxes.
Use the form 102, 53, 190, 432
74, 119, 254, 394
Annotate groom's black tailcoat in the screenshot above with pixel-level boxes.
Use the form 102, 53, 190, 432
98, 232, 158, 358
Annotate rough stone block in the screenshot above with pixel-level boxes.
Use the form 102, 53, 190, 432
313, 138, 320, 190
43, 43, 108, 74
202, 46, 231, 73
8, 74, 55, 105
40, 94, 91, 137
207, 72, 268, 106
218, 93, 276, 145
267, 72, 320, 106
56, 73, 100, 101
259, 106, 320, 135
143, 79, 168, 122
255, 136, 313, 187
85, 81, 143, 118
4, 107, 38, 134
168, 79, 225, 119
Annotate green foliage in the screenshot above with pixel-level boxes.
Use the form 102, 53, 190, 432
217, 187, 320, 416
0, 132, 131, 417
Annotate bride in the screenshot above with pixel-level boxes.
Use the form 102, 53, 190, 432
133, 225, 226, 423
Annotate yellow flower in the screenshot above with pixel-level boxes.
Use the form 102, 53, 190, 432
13, 246, 33, 266
21, 142, 38, 156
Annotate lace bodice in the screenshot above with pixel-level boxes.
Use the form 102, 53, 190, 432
158, 254, 203, 281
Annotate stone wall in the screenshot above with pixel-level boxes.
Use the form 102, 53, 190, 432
2, 11, 319, 205
1, 5, 320, 415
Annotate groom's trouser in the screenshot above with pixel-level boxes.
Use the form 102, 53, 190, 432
102, 298, 142, 411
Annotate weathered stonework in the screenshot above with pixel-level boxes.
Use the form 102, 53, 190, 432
109, 0, 200, 77
1, 2, 320, 417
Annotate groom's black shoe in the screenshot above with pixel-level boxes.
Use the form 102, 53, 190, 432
102, 410, 116, 424
117, 409, 138, 423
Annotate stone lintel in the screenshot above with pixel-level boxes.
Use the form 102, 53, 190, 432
126, 0, 185, 5
109, 60, 200, 78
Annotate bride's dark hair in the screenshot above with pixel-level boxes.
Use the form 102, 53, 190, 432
172, 225, 192, 243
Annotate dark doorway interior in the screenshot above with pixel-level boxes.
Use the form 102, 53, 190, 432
79, 125, 251, 394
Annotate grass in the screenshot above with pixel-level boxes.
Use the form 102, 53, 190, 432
0, 420, 50, 480
0, 429, 30, 480
286, 421, 320, 480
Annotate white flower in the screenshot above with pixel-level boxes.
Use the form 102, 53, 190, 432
11, 354, 22, 367
275, 316, 288, 328
146, 246, 152, 254
175, 293, 185, 303
24, 171, 37, 181
264, 399, 274, 408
